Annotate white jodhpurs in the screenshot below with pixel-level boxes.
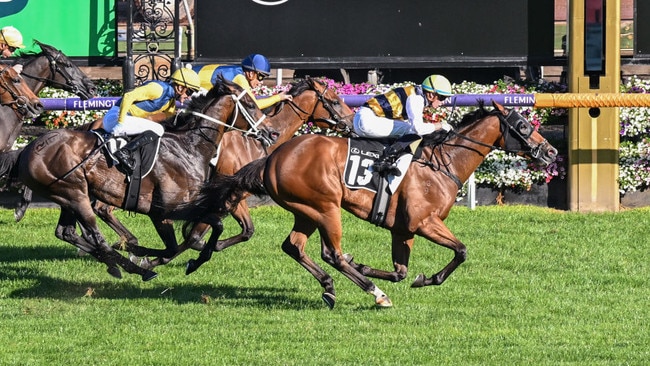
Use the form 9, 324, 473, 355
353, 106, 413, 138
106, 115, 165, 137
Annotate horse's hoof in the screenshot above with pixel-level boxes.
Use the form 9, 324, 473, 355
411, 274, 426, 288
107, 266, 122, 279
322, 292, 336, 309
343, 253, 354, 263
142, 270, 158, 282
375, 294, 393, 308
14, 210, 25, 223
186, 259, 198, 275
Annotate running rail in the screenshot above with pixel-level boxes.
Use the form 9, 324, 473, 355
40, 93, 650, 111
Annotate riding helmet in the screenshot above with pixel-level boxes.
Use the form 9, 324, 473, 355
241, 54, 271, 76
422, 74, 453, 96
0, 26, 25, 49
170, 68, 201, 92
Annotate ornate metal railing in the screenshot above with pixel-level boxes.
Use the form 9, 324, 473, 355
122, 0, 182, 90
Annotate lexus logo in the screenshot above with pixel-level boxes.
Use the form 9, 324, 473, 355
251, 0, 289, 5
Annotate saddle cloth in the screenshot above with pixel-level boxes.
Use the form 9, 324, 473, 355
343, 138, 412, 194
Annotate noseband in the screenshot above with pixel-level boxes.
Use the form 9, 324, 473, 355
0, 66, 31, 113
287, 81, 354, 136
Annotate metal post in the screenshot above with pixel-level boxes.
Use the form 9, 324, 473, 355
122, 0, 135, 91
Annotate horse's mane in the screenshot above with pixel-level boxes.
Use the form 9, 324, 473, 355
162, 77, 245, 131
15, 40, 64, 62
421, 101, 499, 146
263, 77, 327, 116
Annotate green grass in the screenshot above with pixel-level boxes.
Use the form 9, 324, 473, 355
0, 205, 649, 365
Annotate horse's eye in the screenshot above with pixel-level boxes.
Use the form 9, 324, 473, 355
12, 77, 20, 83
517, 121, 531, 136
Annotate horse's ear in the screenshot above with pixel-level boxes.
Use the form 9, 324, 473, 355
492, 100, 507, 115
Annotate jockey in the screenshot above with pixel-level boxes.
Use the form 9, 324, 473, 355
103, 67, 201, 173
0, 26, 25, 60
353, 74, 454, 176
192, 53, 292, 110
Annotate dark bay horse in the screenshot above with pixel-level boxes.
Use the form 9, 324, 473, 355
184, 101, 558, 308
0, 79, 273, 281
11, 41, 96, 221
88, 77, 355, 266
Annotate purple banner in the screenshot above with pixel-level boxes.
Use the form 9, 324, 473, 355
40, 94, 537, 111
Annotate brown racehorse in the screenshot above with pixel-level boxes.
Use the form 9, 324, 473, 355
183, 101, 558, 308
77, 77, 354, 266
0, 64, 43, 143
0, 79, 274, 281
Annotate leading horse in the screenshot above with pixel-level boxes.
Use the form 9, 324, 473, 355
0, 79, 274, 281
184, 101, 558, 308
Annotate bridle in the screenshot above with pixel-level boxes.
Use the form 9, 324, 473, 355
19, 46, 81, 94
418, 108, 556, 189
0, 65, 32, 114
286, 79, 355, 136
189, 88, 273, 147
448, 109, 551, 156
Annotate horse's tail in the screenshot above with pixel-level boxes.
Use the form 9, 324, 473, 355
0, 148, 23, 181
179, 157, 268, 224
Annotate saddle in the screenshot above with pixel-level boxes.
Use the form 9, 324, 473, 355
344, 130, 449, 226
91, 129, 161, 211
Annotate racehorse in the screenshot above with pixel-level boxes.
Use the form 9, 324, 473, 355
11, 41, 96, 221
2, 41, 94, 152
78, 77, 354, 266
182, 100, 558, 308
0, 64, 43, 147
0, 79, 274, 281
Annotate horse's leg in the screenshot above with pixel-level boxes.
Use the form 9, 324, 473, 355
92, 201, 140, 250
214, 200, 255, 251
146, 200, 255, 268
343, 232, 414, 283
71, 203, 158, 281
410, 215, 467, 288
278, 217, 341, 308
14, 185, 31, 222
314, 213, 392, 308
186, 216, 224, 275
54, 208, 122, 279
126, 217, 178, 258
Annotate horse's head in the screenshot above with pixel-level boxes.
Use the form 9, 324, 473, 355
180, 77, 278, 146
0, 64, 43, 118
300, 77, 355, 136
18, 41, 96, 99
492, 101, 558, 165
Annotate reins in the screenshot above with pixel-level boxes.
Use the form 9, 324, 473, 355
18, 46, 80, 93
188, 90, 266, 137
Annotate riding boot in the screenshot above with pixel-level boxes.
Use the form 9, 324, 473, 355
114, 131, 157, 173
372, 134, 422, 177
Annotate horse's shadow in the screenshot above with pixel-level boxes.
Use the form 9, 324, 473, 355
0, 258, 324, 310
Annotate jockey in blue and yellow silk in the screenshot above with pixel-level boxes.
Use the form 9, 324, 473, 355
103, 68, 202, 172
192, 53, 292, 110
